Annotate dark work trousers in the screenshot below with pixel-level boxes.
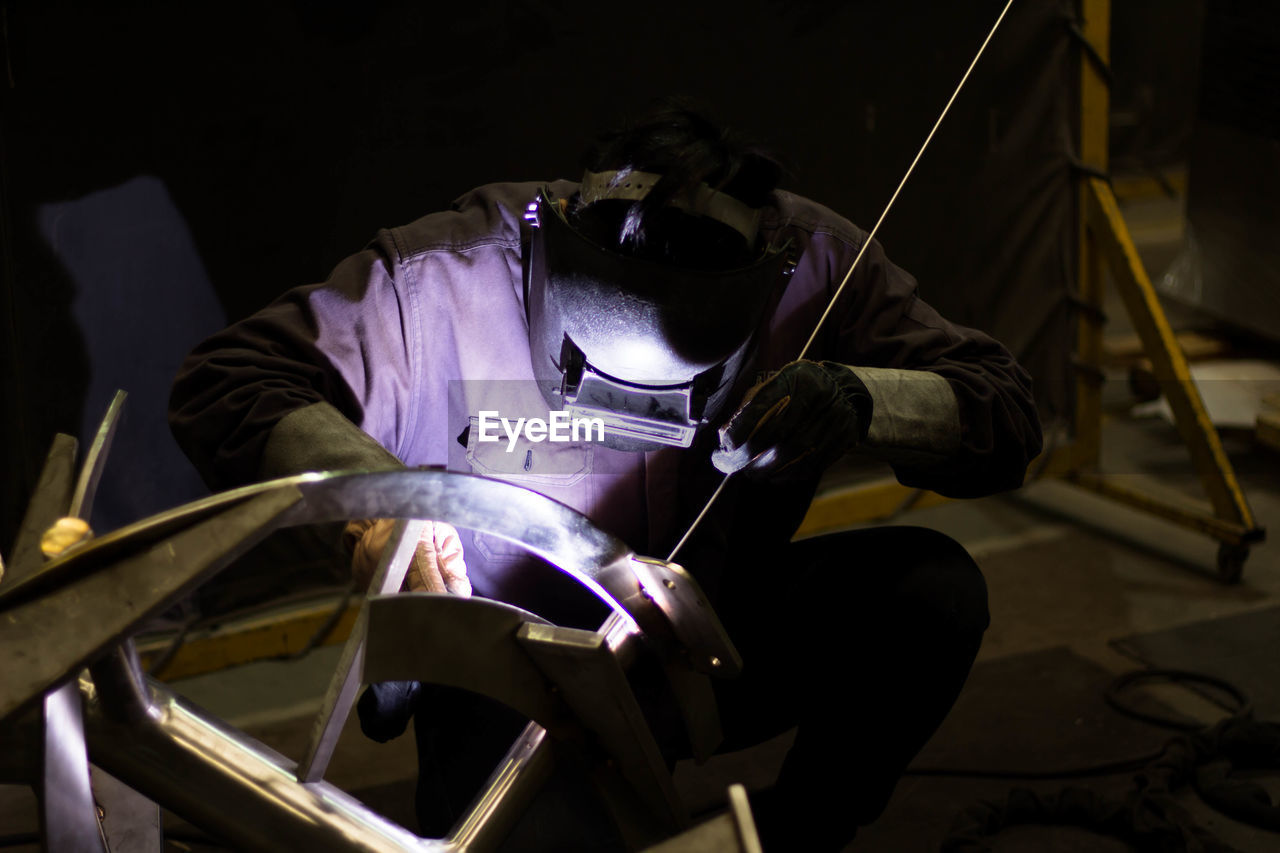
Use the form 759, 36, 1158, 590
358, 525, 988, 851
713, 525, 989, 850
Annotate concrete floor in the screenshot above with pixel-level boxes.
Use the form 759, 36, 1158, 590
844, 179, 1280, 851
848, 435, 1280, 851
4, 178, 1279, 851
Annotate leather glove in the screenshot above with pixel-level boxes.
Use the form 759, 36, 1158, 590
344, 518, 471, 596
711, 360, 873, 479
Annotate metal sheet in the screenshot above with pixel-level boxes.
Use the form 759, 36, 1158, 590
7, 470, 740, 678
0, 488, 304, 724
38, 394, 126, 853
68, 390, 127, 523
7, 468, 740, 848
296, 518, 424, 782
91, 766, 162, 853
0, 470, 627, 607
2, 433, 77, 589
363, 594, 566, 728
39, 683, 106, 852
84, 644, 162, 852
661, 662, 723, 765
84, 677, 445, 852
605, 557, 741, 676
517, 622, 687, 832
1, 432, 94, 846
447, 723, 554, 851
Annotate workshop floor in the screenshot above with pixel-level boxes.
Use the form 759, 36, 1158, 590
843, 177, 1280, 851
5, 178, 1279, 851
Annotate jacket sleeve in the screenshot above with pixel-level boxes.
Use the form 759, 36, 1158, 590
825, 236, 1043, 498
168, 232, 415, 490
356, 681, 421, 743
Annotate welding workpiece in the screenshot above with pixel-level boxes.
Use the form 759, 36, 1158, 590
0, 394, 761, 852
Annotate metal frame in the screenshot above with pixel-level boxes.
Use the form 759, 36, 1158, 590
798, 0, 1265, 581
1, 399, 761, 852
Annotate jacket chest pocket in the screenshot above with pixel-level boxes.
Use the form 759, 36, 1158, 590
463, 415, 594, 562
464, 415, 594, 487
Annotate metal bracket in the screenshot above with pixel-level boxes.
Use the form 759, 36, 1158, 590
296, 518, 425, 782
518, 621, 689, 832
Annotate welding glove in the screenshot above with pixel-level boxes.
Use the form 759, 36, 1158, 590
344, 518, 472, 596
712, 360, 873, 480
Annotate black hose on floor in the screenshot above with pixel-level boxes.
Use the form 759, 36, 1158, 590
922, 667, 1280, 851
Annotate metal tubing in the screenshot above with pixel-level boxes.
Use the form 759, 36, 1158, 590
4, 469, 630, 613
11, 470, 739, 680
447, 724, 555, 852
40, 683, 106, 852
38, 393, 128, 852
87, 641, 153, 726
1, 488, 305, 725
518, 622, 688, 832
69, 390, 127, 522
10, 469, 741, 848
83, 676, 447, 853
297, 518, 426, 782
2, 433, 77, 589
86, 644, 165, 853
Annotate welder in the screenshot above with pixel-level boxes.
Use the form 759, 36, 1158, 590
169, 99, 1042, 850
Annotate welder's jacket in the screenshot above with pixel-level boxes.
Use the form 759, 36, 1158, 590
169, 180, 1042, 613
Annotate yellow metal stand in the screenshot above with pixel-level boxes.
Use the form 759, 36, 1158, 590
799, 0, 1265, 581
137, 598, 359, 681
1072, 176, 1262, 577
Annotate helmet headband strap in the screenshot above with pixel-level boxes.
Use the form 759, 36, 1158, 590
579, 169, 762, 244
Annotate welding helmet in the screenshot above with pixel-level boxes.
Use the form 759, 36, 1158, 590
523, 170, 795, 452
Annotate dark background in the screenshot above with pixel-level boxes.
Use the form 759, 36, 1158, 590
0, 0, 1202, 556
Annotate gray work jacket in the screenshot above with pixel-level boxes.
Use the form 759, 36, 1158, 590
170, 180, 1041, 613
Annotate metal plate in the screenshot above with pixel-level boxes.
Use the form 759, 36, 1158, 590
4, 470, 740, 677
363, 594, 564, 728
0, 489, 304, 724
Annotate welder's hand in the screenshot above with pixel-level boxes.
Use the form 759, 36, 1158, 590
344, 518, 471, 596
711, 360, 872, 480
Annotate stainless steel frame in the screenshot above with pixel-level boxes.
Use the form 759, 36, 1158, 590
2, 396, 761, 851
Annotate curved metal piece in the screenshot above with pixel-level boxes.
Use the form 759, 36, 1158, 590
516, 621, 688, 833
41, 683, 106, 852
9, 470, 741, 676
447, 723, 554, 852
70, 390, 128, 521
603, 557, 742, 675
4, 470, 629, 607
296, 518, 426, 783
3, 434, 78, 589
82, 674, 446, 852
362, 594, 566, 728
1, 489, 305, 724
40, 390, 128, 853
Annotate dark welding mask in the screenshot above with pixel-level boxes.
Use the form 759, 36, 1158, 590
523, 170, 795, 452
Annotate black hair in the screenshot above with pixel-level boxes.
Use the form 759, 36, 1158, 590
573, 97, 786, 269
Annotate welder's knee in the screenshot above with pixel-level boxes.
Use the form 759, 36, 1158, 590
800, 524, 989, 643
886, 525, 990, 643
